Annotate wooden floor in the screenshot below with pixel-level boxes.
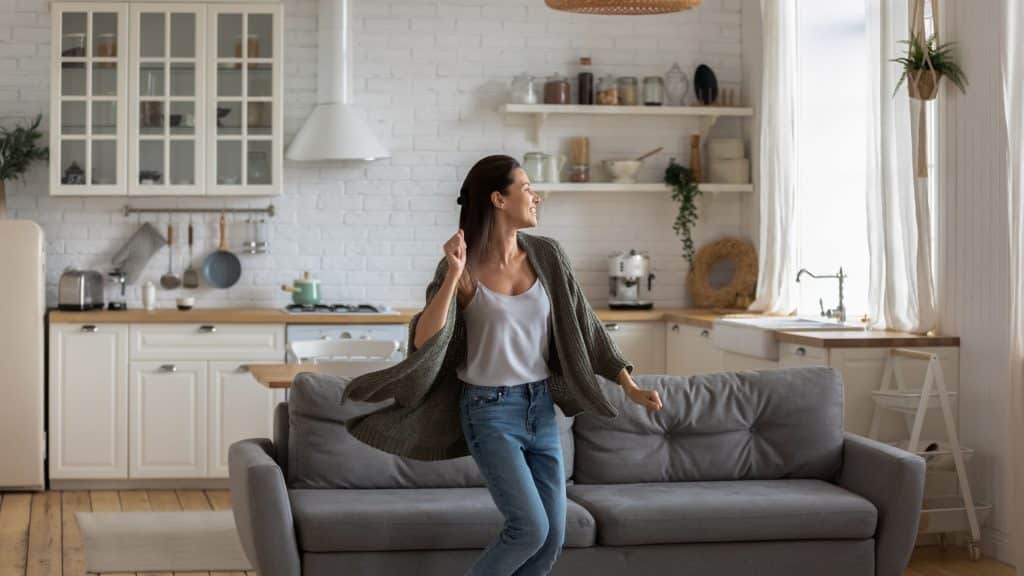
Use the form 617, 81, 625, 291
0, 490, 1015, 576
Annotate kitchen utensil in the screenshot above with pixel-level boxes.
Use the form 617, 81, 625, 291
57, 268, 104, 310
635, 147, 663, 162
281, 271, 321, 306
201, 214, 242, 289
543, 153, 567, 183
255, 218, 268, 253
523, 152, 546, 183
110, 222, 167, 285
160, 222, 181, 289
183, 217, 199, 288
602, 159, 643, 183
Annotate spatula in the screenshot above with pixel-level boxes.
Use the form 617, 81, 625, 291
160, 221, 181, 290
183, 217, 199, 289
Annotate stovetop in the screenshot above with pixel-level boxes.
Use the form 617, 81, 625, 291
284, 303, 398, 315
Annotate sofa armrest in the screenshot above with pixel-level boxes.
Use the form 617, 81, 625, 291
838, 433, 926, 576
228, 438, 301, 576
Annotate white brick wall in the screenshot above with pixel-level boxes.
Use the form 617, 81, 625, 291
2, 0, 749, 309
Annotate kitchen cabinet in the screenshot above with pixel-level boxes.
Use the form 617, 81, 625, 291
129, 360, 207, 478
720, 351, 779, 372
50, 1, 282, 196
49, 323, 129, 479
666, 322, 725, 376
605, 321, 665, 375
207, 360, 277, 478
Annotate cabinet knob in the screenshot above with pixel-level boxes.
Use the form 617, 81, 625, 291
699, 329, 710, 338
80, 324, 98, 333
199, 325, 217, 333
237, 364, 250, 373
671, 324, 680, 332
604, 323, 620, 331
160, 364, 177, 373
795, 347, 807, 356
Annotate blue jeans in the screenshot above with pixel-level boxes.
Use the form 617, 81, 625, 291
458, 378, 566, 576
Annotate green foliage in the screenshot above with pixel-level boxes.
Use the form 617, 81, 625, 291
0, 114, 49, 182
664, 158, 702, 266
892, 33, 968, 95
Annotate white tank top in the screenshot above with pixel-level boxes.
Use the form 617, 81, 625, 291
456, 277, 551, 387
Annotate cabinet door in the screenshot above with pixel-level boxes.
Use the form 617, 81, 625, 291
666, 323, 724, 376
207, 361, 277, 478
50, 3, 128, 196
129, 4, 206, 195
49, 324, 129, 479
720, 351, 779, 372
604, 321, 666, 375
206, 4, 282, 196
778, 342, 829, 368
129, 361, 207, 478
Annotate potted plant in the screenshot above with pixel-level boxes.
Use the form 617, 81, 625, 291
0, 114, 49, 218
892, 33, 968, 100
664, 158, 702, 266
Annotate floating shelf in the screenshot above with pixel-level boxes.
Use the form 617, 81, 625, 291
502, 103, 755, 144
530, 182, 753, 197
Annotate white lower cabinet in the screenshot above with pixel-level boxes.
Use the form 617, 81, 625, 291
666, 323, 725, 376
129, 361, 208, 478
605, 321, 666, 375
207, 361, 277, 478
49, 323, 129, 479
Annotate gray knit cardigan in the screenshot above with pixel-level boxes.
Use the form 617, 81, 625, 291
338, 232, 633, 460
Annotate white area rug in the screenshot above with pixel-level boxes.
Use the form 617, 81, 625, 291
75, 510, 254, 572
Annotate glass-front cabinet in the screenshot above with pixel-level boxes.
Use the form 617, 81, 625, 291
51, 4, 128, 195
49, 2, 282, 197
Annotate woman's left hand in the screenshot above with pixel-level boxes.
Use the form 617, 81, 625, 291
626, 386, 663, 411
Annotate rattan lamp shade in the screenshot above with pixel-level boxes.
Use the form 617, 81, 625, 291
544, 0, 702, 15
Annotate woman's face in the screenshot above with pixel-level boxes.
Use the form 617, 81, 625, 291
494, 167, 542, 229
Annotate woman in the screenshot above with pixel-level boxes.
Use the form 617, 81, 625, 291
342, 154, 663, 576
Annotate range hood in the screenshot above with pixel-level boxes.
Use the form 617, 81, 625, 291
286, 0, 389, 162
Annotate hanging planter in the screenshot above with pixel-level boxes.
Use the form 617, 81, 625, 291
893, 33, 967, 101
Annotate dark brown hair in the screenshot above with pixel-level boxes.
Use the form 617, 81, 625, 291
457, 154, 521, 268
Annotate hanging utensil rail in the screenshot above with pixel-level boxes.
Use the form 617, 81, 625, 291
122, 204, 276, 217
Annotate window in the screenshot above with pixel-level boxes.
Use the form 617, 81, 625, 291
793, 2, 870, 319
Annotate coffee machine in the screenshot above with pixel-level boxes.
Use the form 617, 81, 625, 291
608, 249, 656, 309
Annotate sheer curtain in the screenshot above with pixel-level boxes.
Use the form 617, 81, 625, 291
749, 0, 799, 316
1000, 0, 1024, 570
864, 0, 937, 334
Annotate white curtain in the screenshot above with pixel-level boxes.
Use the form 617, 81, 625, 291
1001, 0, 1024, 571
864, 0, 938, 334
749, 0, 799, 316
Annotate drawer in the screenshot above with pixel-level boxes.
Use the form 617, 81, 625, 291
779, 342, 828, 365
130, 323, 285, 361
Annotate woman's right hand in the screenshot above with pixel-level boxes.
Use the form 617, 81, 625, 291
444, 229, 467, 279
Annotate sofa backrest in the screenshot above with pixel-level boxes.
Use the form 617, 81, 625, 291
284, 371, 575, 489
571, 367, 845, 484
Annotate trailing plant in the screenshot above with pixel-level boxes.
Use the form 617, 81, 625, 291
664, 158, 702, 266
0, 114, 49, 182
892, 33, 968, 97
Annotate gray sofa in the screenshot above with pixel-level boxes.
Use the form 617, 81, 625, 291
229, 366, 925, 576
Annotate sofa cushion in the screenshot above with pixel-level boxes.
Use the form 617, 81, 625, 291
567, 479, 877, 546
573, 367, 844, 483
287, 371, 575, 489
289, 487, 597, 552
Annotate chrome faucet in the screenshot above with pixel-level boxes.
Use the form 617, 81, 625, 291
795, 267, 848, 323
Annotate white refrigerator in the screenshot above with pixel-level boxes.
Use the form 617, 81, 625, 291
0, 220, 46, 490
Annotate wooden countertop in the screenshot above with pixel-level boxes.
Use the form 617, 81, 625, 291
250, 363, 319, 389
775, 330, 960, 348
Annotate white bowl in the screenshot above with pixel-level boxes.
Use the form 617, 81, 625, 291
603, 160, 643, 183
176, 296, 195, 311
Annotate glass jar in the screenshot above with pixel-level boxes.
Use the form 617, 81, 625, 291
664, 62, 689, 106
596, 75, 619, 105
508, 73, 537, 104
617, 76, 638, 106
577, 57, 594, 105
643, 76, 664, 106
543, 73, 571, 105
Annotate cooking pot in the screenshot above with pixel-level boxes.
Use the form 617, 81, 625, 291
281, 271, 321, 306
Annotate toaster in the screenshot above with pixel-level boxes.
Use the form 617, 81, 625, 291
58, 268, 105, 310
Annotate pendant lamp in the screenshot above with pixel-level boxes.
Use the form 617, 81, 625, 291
544, 0, 702, 15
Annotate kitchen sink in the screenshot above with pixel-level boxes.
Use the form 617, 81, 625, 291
711, 316, 863, 360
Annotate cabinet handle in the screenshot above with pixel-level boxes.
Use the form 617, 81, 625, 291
237, 364, 250, 373
80, 324, 97, 333
199, 325, 217, 333
700, 329, 710, 338
671, 324, 680, 332
160, 364, 177, 373
604, 323, 620, 332
795, 347, 807, 356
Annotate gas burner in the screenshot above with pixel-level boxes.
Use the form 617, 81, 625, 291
284, 303, 395, 314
